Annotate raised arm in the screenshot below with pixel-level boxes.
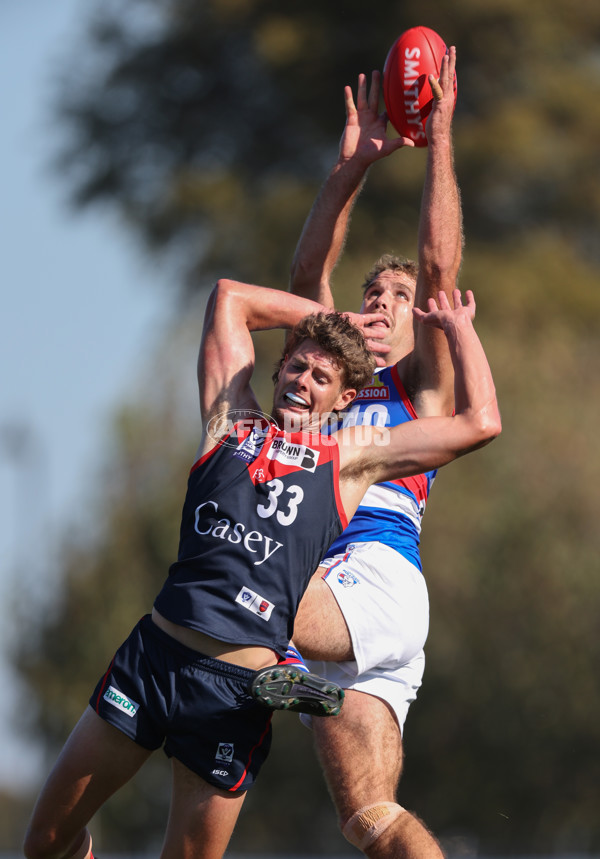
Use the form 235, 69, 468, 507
338, 290, 501, 513
408, 46, 464, 416
197, 280, 325, 452
198, 279, 386, 453
289, 71, 414, 307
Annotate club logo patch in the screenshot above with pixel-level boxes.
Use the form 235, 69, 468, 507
337, 570, 359, 588
235, 586, 275, 621
216, 742, 234, 763
233, 426, 270, 464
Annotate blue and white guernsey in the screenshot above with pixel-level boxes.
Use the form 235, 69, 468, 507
325, 364, 436, 571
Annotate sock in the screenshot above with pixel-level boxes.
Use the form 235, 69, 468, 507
278, 644, 310, 673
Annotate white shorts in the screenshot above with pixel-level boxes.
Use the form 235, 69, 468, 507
304, 541, 429, 732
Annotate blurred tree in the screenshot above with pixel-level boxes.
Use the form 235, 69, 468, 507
13, 0, 600, 853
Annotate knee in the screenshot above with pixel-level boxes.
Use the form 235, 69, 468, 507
341, 802, 406, 851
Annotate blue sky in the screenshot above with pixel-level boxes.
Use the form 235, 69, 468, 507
0, 1, 170, 791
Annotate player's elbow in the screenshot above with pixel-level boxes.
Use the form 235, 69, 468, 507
212, 278, 237, 301
467, 405, 502, 449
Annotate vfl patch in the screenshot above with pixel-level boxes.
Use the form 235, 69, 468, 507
103, 685, 139, 718
337, 569, 359, 588
233, 426, 269, 464
266, 438, 320, 472
235, 586, 275, 621
216, 742, 234, 763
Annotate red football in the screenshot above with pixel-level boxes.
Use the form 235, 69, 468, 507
383, 26, 456, 147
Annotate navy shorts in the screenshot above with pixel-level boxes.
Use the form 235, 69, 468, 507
90, 614, 273, 792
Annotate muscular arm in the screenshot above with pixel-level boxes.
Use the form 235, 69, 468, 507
408, 46, 463, 417
198, 280, 385, 454
289, 71, 413, 308
338, 291, 501, 514
197, 280, 326, 453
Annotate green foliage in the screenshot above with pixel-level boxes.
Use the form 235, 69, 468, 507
15, 0, 600, 853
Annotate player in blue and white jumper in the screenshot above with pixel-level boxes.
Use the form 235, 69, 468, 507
288, 48, 468, 856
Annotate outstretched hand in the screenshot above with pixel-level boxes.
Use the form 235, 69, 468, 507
425, 45, 457, 143
343, 311, 392, 366
339, 71, 415, 168
413, 288, 475, 330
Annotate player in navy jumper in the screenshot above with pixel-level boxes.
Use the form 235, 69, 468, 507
24, 271, 500, 859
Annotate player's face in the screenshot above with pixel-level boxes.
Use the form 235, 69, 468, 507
360, 270, 417, 361
272, 339, 356, 433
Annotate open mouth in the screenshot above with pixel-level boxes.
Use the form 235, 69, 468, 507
284, 392, 309, 409
367, 316, 391, 329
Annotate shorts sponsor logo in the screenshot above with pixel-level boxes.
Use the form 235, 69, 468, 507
216, 742, 234, 763
103, 685, 139, 718
338, 570, 359, 588
235, 586, 275, 621
266, 438, 319, 472
212, 769, 229, 777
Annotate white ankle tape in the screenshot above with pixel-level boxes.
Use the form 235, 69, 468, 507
342, 802, 405, 849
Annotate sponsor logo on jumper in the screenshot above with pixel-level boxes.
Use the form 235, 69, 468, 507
212, 769, 229, 777
103, 685, 139, 718
194, 501, 283, 567
216, 742, 234, 763
266, 438, 320, 472
356, 383, 390, 401
235, 586, 275, 621
338, 570, 359, 588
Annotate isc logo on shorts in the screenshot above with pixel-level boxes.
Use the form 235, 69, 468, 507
266, 438, 320, 472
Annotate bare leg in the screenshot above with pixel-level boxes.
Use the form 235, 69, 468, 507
313, 690, 444, 859
161, 757, 246, 859
293, 567, 353, 660
24, 707, 152, 859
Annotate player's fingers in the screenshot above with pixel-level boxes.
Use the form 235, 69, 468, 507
356, 73, 368, 110
436, 291, 452, 310
366, 339, 391, 355
447, 45, 457, 76
368, 70, 381, 112
344, 85, 358, 117
449, 289, 468, 310
429, 75, 443, 102
360, 312, 388, 328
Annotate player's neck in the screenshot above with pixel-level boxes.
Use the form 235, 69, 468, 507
386, 344, 412, 368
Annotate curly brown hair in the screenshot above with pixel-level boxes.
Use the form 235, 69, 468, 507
361, 253, 418, 292
273, 312, 375, 395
